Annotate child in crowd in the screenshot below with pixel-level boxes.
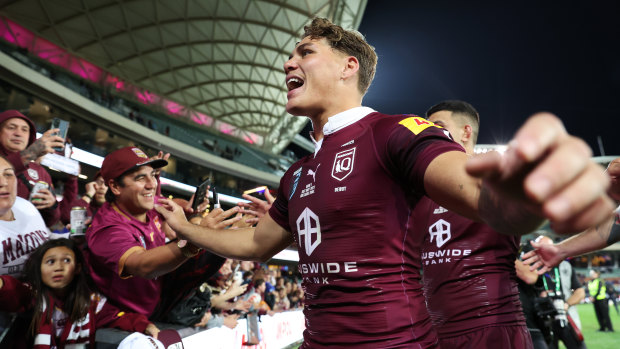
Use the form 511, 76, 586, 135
0, 238, 158, 348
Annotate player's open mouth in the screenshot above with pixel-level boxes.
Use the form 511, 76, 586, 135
286, 77, 304, 91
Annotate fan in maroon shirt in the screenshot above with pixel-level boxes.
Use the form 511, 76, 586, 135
155, 18, 615, 349
413, 100, 532, 348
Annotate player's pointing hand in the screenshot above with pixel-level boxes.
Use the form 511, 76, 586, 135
466, 112, 614, 234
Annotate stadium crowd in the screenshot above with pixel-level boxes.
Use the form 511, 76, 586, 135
0, 108, 305, 347
0, 17, 619, 349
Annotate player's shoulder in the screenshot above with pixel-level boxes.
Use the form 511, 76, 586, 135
368, 113, 442, 135
363, 111, 412, 125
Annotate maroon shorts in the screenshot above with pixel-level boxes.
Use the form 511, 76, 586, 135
438, 325, 533, 349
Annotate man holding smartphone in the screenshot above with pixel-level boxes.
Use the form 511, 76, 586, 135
0, 110, 64, 226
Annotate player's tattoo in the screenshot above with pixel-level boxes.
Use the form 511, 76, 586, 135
459, 184, 463, 190
478, 184, 543, 236
20, 141, 46, 163
607, 212, 620, 246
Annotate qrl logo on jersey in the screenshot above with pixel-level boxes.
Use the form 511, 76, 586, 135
429, 219, 451, 248
331, 148, 355, 181
296, 207, 321, 256
27, 168, 39, 180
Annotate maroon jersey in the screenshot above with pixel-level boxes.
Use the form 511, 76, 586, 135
269, 109, 463, 348
413, 196, 525, 337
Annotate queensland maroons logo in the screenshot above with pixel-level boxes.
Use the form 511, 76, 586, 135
331, 148, 355, 181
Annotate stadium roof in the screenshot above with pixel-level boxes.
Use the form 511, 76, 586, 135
0, 0, 367, 154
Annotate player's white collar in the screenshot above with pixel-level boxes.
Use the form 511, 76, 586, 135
309, 106, 375, 156
323, 106, 376, 136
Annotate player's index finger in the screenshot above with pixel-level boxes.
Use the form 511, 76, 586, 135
511, 113, 566, 162
465, 151, 502, 179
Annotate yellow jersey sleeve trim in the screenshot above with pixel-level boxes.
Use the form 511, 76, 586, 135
398, 117, 439, 135
118, 246, 146, 279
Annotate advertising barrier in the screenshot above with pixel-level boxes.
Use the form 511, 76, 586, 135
183, 310, 305, 349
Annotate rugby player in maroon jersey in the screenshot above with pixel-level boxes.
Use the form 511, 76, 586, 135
156, 18, 614, 348
414, 100, 531, 348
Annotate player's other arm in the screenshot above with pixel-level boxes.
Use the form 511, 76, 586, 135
423, 151, 481, 221
155, 199, 294, 262
424, 150, 544, 235
555, 211, 618, 256
426, 113, 614, 235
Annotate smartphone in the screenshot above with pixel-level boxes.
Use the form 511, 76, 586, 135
50, 118, 69, 152
243, 186, 267, 199
191, 179, 211, 212
212, 186, 220, 209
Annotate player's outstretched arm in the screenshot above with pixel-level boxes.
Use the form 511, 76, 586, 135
427, 113, 614, 235
471, 113, 614, 234
522, 156, 620, 273
424, 149, 548, 235
155, 198, 293, 262
523, 209, 619, 274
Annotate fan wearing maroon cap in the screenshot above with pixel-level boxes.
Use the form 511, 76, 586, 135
412, 100, 531, 348
155, 18, 615, 348
0, 110, 65, 226
84, 146, 204, 317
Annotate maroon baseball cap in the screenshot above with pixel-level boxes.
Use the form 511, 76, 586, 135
100, 146, 167, 183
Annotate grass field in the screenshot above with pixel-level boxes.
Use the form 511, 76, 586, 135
559, 303, 620, 349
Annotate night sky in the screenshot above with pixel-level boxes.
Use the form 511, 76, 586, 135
357, 0, 620, 156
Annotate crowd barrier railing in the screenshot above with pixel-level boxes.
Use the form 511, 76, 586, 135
182, 310, 305, 349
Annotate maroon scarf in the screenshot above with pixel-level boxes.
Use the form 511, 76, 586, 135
33, 294, 97, 349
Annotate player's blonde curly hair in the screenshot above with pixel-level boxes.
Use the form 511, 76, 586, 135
302, 18, 377, 95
